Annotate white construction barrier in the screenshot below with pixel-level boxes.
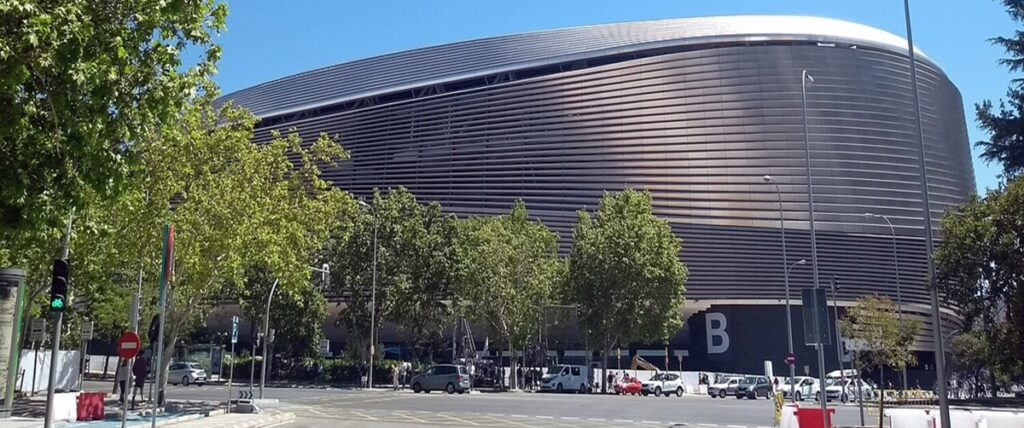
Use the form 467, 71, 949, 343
17, 349, 80, 393
885, 408, 1024, 428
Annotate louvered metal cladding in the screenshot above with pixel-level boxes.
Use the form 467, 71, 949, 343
222, 18, 973, 332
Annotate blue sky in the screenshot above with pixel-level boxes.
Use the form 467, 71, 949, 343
213, 0, 1018, 193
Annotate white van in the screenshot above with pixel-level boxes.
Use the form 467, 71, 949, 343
540, 364, 591, 393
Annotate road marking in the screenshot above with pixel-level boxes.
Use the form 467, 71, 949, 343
642, 421, 661, 425
479, 414, 535, 428
560, 416, 579, 420
394, 412, 427, 423
350, 410, 378, 421
536, 415, 553, 419
511, 414, 529, 418
588, 418, 607, 422
615, 419, 635, 423
486, 413, 503, 417
726, 425, 746, 428
698, 424, 717, 427
438, 413, 479, 425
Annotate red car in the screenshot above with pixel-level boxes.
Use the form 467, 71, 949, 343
615, 377, 643, 395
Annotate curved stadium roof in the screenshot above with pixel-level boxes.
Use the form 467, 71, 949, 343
220, 15, 932, 120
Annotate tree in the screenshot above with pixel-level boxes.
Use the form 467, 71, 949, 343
935, 178, 1024, 384
0, 0, 227, 235
840, 296, 921, 428
238, 264, 328, 378
567, 189, 687, 393
84, 89, 349, 401
455, 200, 563, 390
951, 330, 994, 398
975, 0, 1024, 180
327, 188, 459, 363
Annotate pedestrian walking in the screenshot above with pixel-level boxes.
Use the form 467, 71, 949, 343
115, 359, 129, 404
392, 365, 400, 391
131, 357, 147, 409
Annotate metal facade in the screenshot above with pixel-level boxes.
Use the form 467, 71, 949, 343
222, 17, 974, 341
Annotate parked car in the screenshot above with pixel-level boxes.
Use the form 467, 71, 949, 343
410, 364, 471, 394
781, 376, 820, 401
735, 376, 772, 399
540, 364, 591, 393
614, 376, 643, 395
708, 376, 743, 398
641, 372, 685, 397
168, 362, 206, 386
823, 378, 873, 403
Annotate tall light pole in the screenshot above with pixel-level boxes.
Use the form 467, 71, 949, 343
764, 175, 801, 403
358, 199, 379, 389
902, 2, 949, 424
258, 280, 278, 399
865, 212, 906, 389
800, 70, 821, 294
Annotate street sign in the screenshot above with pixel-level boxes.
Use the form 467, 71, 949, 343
785, 352, 796, 366
319, 339, 330, 356
29, 318, 46, 342
230, 316, 239, 344
80, 321, 93, 341
117, 331, 141, 359
801, 288, 831, 345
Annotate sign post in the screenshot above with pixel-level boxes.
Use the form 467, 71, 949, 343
802, 287, 831, 428
79, 321, 92, 391
227, 316, 237, 413
150, 225, 174, 428
117, 331, 140, 428
785, 353, 796, 366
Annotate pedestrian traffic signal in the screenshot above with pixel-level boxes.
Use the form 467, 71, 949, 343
50, 258, 69, 313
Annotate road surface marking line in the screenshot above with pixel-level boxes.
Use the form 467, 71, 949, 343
478, 414, 534, 428
726, 425, 745, 428
486, 413, 503, 417
350, 411, 378, 421
417, 410, 432, 414
698, 424, 716, 427
561, 416, 579, 420
642, 421, 660, 425
395, 413, 427, 423
588, 418, 606, 422
536, 415, 553, 419
615, 419, 635, 423
511, 414, 529, 418
307, 407, 331, 417
439, 413, 479, 425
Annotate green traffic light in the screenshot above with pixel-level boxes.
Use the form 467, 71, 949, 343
50, 297, 64, 310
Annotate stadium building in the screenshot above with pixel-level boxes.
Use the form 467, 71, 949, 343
220, 16, 975, 383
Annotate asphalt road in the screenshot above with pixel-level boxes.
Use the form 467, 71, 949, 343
81, 380, 871, 428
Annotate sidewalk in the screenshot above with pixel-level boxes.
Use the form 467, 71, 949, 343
0, 410, 293, 428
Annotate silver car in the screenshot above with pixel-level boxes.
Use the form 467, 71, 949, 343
168, 362, 206, 386
410, 364, 470, 394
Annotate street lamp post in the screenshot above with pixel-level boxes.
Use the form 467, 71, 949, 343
801, 68, 829, 428
763, 175, 801, 403
902, 2, 950, 425
358, 199, 379, 389
258, 280, 278, 399
865, 212, 906, 389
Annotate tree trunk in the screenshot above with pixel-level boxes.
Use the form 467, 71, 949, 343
601, 341, 610, 394
508, 335, 516, 390
877, 370, 885, 428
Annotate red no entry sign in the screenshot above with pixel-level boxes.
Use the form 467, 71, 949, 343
785, 353, 796, 366
118, 331, 141, 359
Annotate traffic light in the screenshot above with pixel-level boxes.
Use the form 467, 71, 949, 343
50, 258, 69, 312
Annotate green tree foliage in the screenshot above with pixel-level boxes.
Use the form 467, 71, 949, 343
327, 188, 458, 362
975, 0, 1024, 180
951, 330, 997, 398
840, 296, 921, 426
935, 178, 1024, 381
239, 264, 328, 363
455, 200, 563, 388
0, 0, 227, 234
567, 189, 687, 393
80, 89, 349, 396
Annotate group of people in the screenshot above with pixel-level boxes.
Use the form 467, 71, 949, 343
113, 357, 148, 409
517, 367, 543, 390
